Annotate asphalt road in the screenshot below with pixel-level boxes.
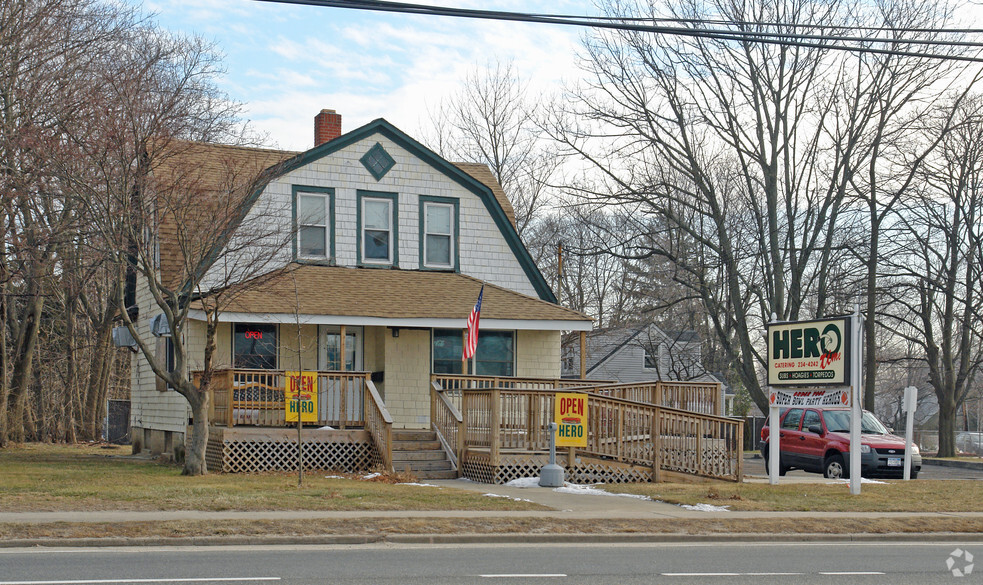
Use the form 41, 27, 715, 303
743, 455, 983, 480
0, 542, 979, 585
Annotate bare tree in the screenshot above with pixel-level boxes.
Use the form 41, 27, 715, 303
0, 0, 136, 444
425, 60, 557, 236
545, 0, 979, 413
879, 96, 983, 456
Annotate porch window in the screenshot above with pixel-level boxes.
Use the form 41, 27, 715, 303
431, 329, 514, 376
420, 197, 458, 270
476, 331, 514, 376
432, 329, 464, 374
233, 323, 278, 370
359, 191, 398, 266
293, 186, 334, 261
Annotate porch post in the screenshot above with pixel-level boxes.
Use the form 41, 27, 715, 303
339, 325, 347, 430
651, 407, 663, 482
579, 331, 586, 379
490, 388, 501, 466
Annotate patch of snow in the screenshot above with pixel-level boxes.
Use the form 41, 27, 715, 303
360, 472, 382, 480
828, 477, 887, 485
483, 493, 533, 502
552, 483, 652, 500
505, 477, 542, 488
318, 426, 335, 430
398, 482, 438, 487
324, 475, 344, 479
679, 503, 731, 512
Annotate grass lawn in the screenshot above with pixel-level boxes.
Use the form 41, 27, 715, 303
0, 443, 544, 512
612, 480, 983, 512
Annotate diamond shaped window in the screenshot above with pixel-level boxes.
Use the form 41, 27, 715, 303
360, 143, 395, 181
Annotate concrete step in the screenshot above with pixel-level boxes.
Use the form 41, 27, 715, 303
392, 430, 437, 441
392, 450, 446, 462
414, 469, 458, 480
394, 459, 453, 472
392, 440, 441, 451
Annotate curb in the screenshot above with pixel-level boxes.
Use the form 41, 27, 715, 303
923, 458, 983, 471
5, 532, 983, 548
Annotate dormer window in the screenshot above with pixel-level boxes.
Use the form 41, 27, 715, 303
420, 196, 459, 270
358, 191, 398, 266
293, 186, 334, 262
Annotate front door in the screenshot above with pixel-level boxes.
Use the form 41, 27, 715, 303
318, 326, 363, 426
319, 326, 362, 371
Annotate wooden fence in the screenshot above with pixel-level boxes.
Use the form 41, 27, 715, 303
430, 383, 743, 482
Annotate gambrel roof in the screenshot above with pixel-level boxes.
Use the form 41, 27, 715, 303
149, 119, 552, 299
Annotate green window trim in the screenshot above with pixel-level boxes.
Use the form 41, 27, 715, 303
291, 185, 335, 263
418, 195, 460, 271
360, 142, 396, 181
356, 190, 399, 268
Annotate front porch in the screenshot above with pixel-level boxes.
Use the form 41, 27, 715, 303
197, 370, 742, 483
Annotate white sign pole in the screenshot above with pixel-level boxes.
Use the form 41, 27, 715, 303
769, 399, 780, 485
903, 386, 917, 481
849, 308, 862, 495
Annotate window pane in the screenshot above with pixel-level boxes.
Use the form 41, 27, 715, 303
233, 323, 277, 370
475, 331, 514, 377
427, 204, 451, 233
782, 409, 803, 430
324, 332, 356, 370
364, 229, 390, 260
364, 199, 390, 229
432, 329, 463, 374
299, 226, 326, 257
426, 234, 450, 265
299, 195, 325, 225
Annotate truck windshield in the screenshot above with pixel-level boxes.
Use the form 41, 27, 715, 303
822, 410, 889, 435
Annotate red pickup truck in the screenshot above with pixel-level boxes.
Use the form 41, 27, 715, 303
760, 407, 921, 479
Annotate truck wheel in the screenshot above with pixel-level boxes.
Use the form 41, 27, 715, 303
824, 453, 848, 479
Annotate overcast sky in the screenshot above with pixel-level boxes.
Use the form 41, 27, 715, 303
139, 0, 592, 151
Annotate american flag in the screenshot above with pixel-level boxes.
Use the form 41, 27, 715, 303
463, 285, 484, 360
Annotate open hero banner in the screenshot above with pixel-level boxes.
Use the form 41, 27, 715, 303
767, 317, 851, 387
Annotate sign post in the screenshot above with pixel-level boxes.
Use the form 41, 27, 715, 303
766, 314, 856, 487
903, 386, 918, 481
849, 308, 862, 495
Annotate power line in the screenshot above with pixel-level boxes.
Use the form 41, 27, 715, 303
253, 0, 983, 63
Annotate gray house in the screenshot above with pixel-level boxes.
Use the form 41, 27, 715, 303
562, 323, 731, 412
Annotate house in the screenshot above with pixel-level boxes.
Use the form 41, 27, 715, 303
128, 109, 594, 471
561, 323, 730, 411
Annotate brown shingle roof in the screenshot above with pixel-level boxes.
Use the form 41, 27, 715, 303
151, 140, 297, 288
214, 265, 589, 323
452, 162, 516, 227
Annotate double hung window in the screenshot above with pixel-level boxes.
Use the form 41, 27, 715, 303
359, 192, 397, 266
293, 186, 334, 261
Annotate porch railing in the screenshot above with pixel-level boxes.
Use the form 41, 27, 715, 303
434, 386, 743, 482
199, 368, 370, 428
430, 381, 464, 471
365, 380, 394, 471
585, 381, 722, 416
432, 375, 723, 416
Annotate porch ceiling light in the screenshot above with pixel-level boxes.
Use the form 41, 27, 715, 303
391, 327, 399, 338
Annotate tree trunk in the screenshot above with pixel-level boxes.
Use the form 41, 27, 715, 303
7, 295, 44, 442
83, 326, 113, 441
182, 383, 210, 476
938, 396, 957, 457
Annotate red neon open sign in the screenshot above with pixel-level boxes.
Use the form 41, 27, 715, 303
244, 331, 263, 340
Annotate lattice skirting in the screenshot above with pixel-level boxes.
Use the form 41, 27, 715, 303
205, 427, 378, 473
461, 451, 652, 484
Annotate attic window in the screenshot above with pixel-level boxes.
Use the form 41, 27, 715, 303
360, 143, 395, 181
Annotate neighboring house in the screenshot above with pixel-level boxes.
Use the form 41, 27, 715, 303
128, 109, 593, 459
562, 323, 730, 411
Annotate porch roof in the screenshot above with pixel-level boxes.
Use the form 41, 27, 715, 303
191, 265, 593, 331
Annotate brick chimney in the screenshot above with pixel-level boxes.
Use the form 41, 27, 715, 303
314, 109, 342, 147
